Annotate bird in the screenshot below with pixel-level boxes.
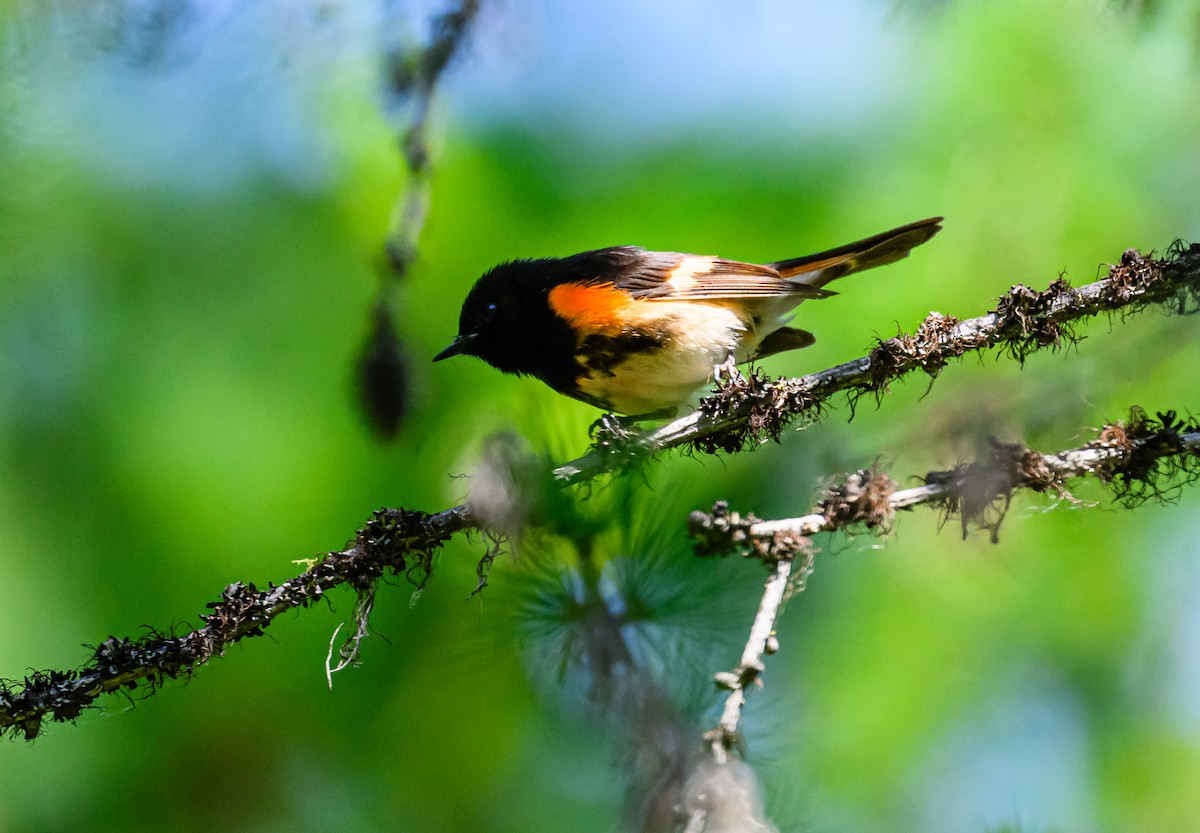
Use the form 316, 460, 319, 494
434, 216, 942, 418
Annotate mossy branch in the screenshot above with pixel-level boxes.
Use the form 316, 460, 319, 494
686, 407, 1200, 767
0, 506, 475, 741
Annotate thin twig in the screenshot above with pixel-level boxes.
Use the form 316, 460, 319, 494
360, 0, 482, 437
383, 0, 480, 278
707, 559, 793, 764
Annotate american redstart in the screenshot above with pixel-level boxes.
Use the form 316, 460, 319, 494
435, 217, 942, 417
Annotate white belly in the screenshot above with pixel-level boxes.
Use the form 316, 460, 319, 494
575, 301, 757, 415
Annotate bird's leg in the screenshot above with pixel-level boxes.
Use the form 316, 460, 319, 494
589, 412, 635, 439
588, 409, 672, 440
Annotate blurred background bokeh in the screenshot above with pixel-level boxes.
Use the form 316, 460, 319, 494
2, 1, 1200, 831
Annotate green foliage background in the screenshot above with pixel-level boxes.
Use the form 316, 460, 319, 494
2, 1, 1199, 831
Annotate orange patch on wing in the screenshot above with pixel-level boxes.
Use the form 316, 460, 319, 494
548, 282, 632, 334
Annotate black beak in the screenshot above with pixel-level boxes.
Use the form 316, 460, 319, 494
433, 333, 475, 362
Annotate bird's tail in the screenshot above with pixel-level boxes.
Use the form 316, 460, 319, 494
770, 216, 943, 289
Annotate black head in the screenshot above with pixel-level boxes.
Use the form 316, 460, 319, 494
434, 258, 575, 379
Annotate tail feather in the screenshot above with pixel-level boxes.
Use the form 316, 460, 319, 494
770, 216, 943, 288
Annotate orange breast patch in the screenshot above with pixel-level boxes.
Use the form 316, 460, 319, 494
547, 282, 633, 334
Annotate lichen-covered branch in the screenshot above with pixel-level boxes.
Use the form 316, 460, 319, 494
556, 243, 1200, 483
0, 505, 476, 741
674, 406, 1200, 832
685, 407, 1199, 763
742, 408, 1200, 544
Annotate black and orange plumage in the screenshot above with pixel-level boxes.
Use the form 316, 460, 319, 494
435, 217, 943, 416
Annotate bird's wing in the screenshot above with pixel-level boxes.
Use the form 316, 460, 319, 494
569, 248, 834, 301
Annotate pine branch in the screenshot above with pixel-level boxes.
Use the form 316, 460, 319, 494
686, 407, 1200, 763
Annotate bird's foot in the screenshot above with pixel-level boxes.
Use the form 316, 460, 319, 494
712, 356, 742, 386
588, 412, 653, 467
590, 412, 633, 438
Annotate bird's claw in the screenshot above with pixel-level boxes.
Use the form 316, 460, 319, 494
712, 356, 740, 385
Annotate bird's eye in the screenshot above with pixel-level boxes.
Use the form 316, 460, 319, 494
486, 303, 497, 313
